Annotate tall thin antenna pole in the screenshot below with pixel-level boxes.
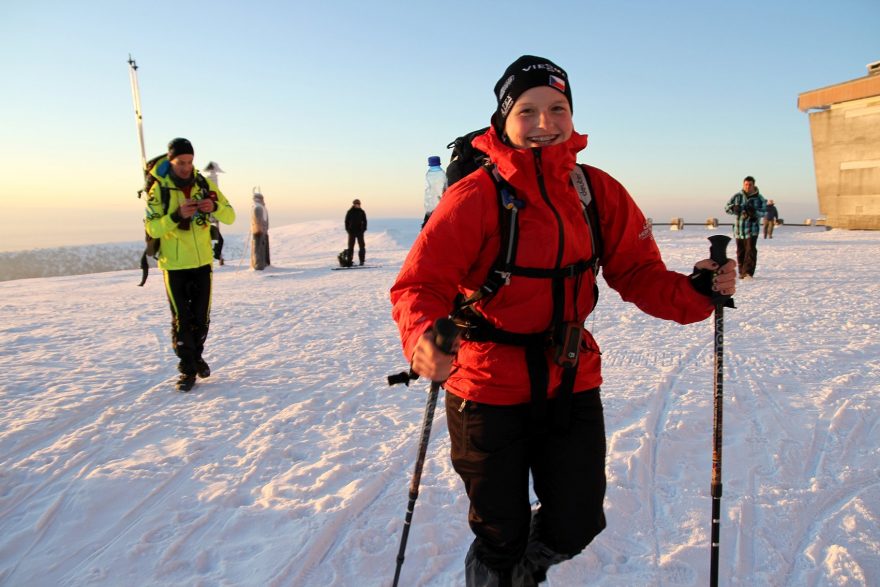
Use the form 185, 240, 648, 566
128, 55, 147, 172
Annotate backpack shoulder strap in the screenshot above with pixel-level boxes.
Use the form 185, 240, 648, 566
160, 185, 171, 215
195, 172, 211, 192
571, 164, 603, 269
453, 164, 522, 313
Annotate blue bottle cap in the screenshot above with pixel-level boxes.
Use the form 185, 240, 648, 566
427, 156, 441, 167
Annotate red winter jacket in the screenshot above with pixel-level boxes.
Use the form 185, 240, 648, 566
390, 127, 713, 405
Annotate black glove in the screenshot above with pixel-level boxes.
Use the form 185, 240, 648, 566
732, 205, 742, 215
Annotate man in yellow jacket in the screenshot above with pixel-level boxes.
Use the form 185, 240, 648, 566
145, 138, 236, 391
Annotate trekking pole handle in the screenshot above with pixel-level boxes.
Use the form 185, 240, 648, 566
708, 235, 730, 266
707, 235, 732, 306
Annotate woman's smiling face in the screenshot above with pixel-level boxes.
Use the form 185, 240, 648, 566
503, 86, 573, 149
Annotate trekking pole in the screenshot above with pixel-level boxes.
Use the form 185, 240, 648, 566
392, 318, 459, 587
127, 55, 147, 173
707, 234, 732, 587
238, 232, 252, 268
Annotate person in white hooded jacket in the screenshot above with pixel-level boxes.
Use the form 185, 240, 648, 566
251, 190, 270, 270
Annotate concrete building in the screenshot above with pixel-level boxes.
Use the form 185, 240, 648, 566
798, 61, 880, 229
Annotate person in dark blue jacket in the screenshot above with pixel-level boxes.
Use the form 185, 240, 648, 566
724, 176, 767, 279
764, 199, 779, 239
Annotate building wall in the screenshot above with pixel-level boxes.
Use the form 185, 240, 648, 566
807, 95, 880, 229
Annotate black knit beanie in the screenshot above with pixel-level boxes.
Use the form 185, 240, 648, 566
167, 137, 194, 160
492, 55, 573, 136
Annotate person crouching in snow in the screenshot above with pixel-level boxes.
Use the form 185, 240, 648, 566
390, 55, 736, 585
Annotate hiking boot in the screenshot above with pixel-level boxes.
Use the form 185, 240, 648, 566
176, 373, 196, 392
196, 359, 211, 379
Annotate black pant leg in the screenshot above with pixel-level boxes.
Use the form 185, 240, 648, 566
743, 235, 759, 276
446, 392, 533, 572
346, 232, 356, 260
190, 265, 212, 360
356, 233, 366, 263
165, 268, 197, 374
531, 389, 607, 556
735, 238, 747, 277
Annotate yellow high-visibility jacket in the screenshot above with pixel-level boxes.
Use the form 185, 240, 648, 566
144, 159, 235, 271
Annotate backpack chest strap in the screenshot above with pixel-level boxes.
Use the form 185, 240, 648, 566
508, 259, 594, 279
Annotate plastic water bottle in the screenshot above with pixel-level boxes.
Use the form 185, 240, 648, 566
424, 156, 447, 221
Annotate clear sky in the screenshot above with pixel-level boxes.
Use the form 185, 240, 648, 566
0, 0, 877, 251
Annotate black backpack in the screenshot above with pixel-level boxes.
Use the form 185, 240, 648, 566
138, 155, 211, 286
446, 127, 492, 186
337, 249, 353, 268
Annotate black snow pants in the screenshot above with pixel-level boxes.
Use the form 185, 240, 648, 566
164, 265, 212, 376
346, 231, 365, 265
446, 388, 607, 586
735, 235, 759, 277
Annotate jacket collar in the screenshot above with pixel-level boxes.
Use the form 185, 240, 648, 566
472, 126, 588, 192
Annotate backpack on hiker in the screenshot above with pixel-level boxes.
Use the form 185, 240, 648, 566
138, 154, 212, 286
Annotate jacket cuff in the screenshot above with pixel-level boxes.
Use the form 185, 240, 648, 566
403, 320, 434, 362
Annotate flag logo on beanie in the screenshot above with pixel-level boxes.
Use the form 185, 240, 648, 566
549, 75, 566, 93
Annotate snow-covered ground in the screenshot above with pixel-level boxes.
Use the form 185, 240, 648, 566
0, 219, 877, 586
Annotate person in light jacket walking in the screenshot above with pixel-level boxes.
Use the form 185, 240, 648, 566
724, 176, 767, 279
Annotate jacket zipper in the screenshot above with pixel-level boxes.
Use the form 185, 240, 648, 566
532, 149, 565, 268
534, 149, 586, 331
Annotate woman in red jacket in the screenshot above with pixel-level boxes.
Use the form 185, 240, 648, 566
390, 55, 736, 586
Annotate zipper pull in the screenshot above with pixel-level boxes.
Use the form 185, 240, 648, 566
458, 399, 468, 412
533, 148, 543, 178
